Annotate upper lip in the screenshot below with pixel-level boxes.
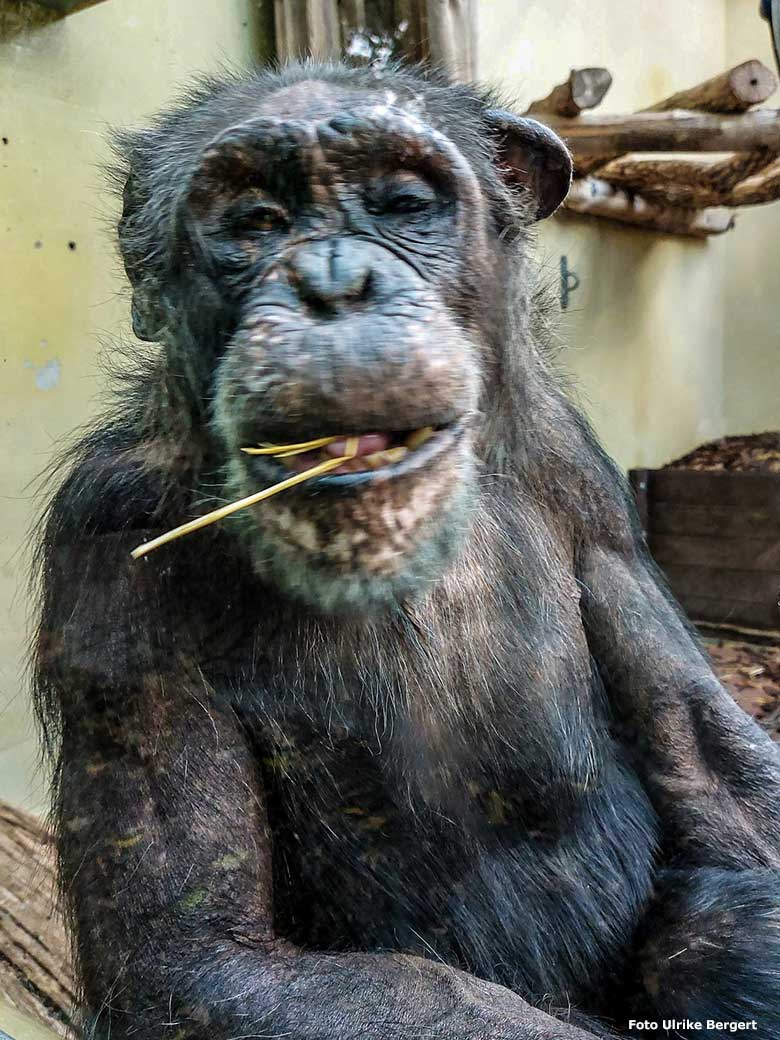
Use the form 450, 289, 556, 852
242, 422, 463, 490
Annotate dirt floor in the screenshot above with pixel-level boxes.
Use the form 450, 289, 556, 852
706, 635, 780, 738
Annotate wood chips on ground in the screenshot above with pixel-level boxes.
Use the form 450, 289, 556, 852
707, 636, 780, 737
665, 431, 780, 472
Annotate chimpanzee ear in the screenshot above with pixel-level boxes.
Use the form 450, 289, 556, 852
118, 164, 169, 342
483, 109, 573, 221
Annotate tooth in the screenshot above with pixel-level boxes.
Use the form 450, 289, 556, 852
405, 427, 434, 451
385, 446, 408, 464
362, 447, 408, 469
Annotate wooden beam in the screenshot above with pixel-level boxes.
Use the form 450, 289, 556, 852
596, 151, 776, 208
526, 68, 613, 118
425, 0, 477, 80
338, 0, 366, 49
548, 108, 780, 156
274, 0, 307, 61
646, 60, 778, 114
274, 0, 340, 61
563, 178, 735, 237
306, 0, 340, 59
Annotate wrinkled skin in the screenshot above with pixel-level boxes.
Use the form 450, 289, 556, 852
33, 64, 780, 1040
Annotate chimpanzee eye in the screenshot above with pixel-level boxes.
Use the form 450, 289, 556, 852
229, 202, 290, 236
365, 174, 441, 219
384, 192, 434, 215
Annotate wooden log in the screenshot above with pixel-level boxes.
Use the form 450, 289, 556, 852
646, 60, 778, 115
0, 803, 74, 1037
574, 60, 778, 175
526, 68, 613, 118
563, 178, 735, 237
596, 150, 776, 208
730, 157, 780, 205
549, 109, 780, 157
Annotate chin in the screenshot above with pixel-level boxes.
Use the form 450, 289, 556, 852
223, 423, 478, 614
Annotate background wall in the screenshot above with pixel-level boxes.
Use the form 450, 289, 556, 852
0, 0, 778, 810
0, 0, 271, 811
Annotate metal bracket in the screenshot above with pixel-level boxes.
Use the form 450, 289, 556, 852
560, 255, 581, 311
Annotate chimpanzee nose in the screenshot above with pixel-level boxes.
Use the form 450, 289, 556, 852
286, 239, 373, 311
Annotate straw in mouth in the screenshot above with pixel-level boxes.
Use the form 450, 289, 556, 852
130, 436, 360, 560
242, 427, 436, 476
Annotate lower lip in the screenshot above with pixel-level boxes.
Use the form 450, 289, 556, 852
246, 423, 463, 491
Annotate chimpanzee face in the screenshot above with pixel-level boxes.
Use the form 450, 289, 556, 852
155, 80, 571, 612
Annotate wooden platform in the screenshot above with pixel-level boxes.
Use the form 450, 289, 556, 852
0, 804, 74, 1037
631, 468, 780, 630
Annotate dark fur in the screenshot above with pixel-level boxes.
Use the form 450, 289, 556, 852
33, 62, 780, 1040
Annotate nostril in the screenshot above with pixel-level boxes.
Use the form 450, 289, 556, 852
347, 267, 372, 303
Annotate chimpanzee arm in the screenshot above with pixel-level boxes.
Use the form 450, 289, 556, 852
578, 527, 780, 868
574, 450, 780, 1029
37, 487, 603, 1040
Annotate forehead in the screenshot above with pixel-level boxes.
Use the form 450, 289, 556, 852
253, 79, 421, 124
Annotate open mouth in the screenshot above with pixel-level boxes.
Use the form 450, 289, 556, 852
129, 422, 464, 560
244, 423, 460, 487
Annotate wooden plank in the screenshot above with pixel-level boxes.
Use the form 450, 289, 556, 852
678, 594, 780, 630
661, 563, 780, 606
0, 804, 74, 1037
649, 502, 779, 537
648, 469, 780, 510
629, 468, 650, 533
651, 533, 780, 571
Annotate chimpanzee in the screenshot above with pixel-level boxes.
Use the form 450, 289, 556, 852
33, 62, 780, 1040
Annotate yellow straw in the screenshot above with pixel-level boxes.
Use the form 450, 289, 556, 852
131, 448, 355, 560
241, 436, 341, 455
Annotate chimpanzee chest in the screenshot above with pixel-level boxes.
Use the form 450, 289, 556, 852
252, 707, 659, 1008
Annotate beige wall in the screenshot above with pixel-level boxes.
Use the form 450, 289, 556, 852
1, 1, 778, 810
0, 0, 270, 811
